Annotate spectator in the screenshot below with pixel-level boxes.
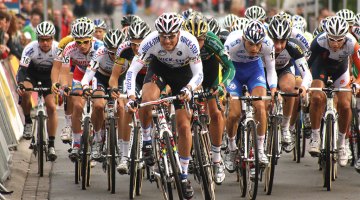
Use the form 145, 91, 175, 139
21, 0, 32, 16
104, 0, 115, 16
52, 10, 62, 41
73, 0, 88, 18
61, 11, 74, 39
123, 0, 137, 15
7, 13, 24, 60
0, 11, 10, 59
0, 3, 7, 12
22, 9, 43, 41
33, 0, 44, 12
318, 7, 335, 23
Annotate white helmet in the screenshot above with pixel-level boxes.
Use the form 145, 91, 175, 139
292, 15, 307, 32
36, 21, 55, 37
207, 17, 220, 35
94, 19, 107, 30
128, 21, 151, 39
268, 18, 291, 40
223, 14, 238, 30
243, 20, 266, 44
325, 16, 349, 37
273, 11, 292, 25
336, 9, 355, 26
103, 29, 125, 49
155, 13, 183, 34
245, 6, 266, 21
71, 21, 95, 38
230, 17, 249, 32
355, 13, 360, 26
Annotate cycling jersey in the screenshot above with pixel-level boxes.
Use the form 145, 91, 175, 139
126, 30, 203, 97
291, 27, 310, 51
55, 35, 74, 59
201, 31, 235, 87
275, 39, 312, 89
309, 32, 360, 86
352, 26, 360, 41
224, 30, 277, 89
115, 41, 146, 75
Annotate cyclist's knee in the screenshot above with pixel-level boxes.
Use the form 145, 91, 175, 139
93, 101, 105, 112
209, 109, 223, 124
311, 93, 325, 106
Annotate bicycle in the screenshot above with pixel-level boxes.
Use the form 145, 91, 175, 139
292, 88, 307, 163
308, 79, 352, 191
349, 84, 360, 168
23, 82, 51, 177
235, 85, 271, 200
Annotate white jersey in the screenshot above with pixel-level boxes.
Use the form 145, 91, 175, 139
126, 30, 203, 97
224, 30, 277, 89
291, 27, 310, 51
20, 40, 59, 71
59, 39, 104, 72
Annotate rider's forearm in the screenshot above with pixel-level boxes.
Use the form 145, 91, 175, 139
51, 60, 62, 84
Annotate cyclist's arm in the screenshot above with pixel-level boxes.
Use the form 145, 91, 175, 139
294, 57, 312, 89
17, 43, 32, 83
263, 42, 277, 89
109, 58, 127, 89
126, 55, 145, 99
81, 48, 105, 86
187, 57, 203, 90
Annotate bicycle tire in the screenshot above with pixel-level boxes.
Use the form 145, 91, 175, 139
129, 121, 139, 199
193, 125, 215, 200
154, 136, 172, 200
75, 160, 80, 184
37, 111, 45, 177
246, 120, 259, 200
136, 167, 144, 196
164, 130, 183, 200
201, 131, 216, 197
109, 118, 116, 194
295, 113, 302, 163
323, 115, 333, 191
265, 117, 278, 195
237, 124, 246, 198
81, 117, 91, 190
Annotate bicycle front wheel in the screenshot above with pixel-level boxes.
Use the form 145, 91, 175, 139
264, 117, 278, 195
129, 122, 140, 199
323, 115, 333, 191
109, 118, 116, 194
246, 120, 259, 200
81, 117, 91, 190
294, 112, 302, 163
37, 111, 45, 177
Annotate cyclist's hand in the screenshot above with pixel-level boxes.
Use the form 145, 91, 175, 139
179, 86, 192, 102
270, 88, 277, 101
125, 99, 138, 113
51, 82, 60, 95
299, 86, 307, 98
110, 87, 120, 99
63, 86, 71, 96
212, 84, 226, 97
16, 83, 25, 96
82, 85, 92, 97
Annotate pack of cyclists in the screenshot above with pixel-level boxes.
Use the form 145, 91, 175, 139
16, 5, 360, 199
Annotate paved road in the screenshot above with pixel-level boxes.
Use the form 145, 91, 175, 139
46, 108, 360, 200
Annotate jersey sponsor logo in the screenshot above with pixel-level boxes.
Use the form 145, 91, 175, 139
257, 76, 266, 83
126, 71, 132, 91
158, 50, 167, 56
177, 51, 182, 56
228, 82, 237, 90
295, 34, 310, 48
340, 79, 345, 85
229, 39, 241, 47
180, 36, 198, 54
25, 48, 34, 56
142, 37, 160, 53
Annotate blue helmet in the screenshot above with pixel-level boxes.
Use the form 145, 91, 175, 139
243, 20, 266, 44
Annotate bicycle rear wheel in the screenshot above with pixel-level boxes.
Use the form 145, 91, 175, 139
81, 117, 91, 190
154, 135, 172, 200
294, 113, 302, 163
265, 117, 278, 195
164, 130, 183, 200
37, 111, 45, 177
246, 120, 259, 200
129, 121, 139, 199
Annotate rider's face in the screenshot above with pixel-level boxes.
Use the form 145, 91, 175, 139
130, 39, 143, 55
75, 37, 92, 54
327, 35, 345, 52
38, 36, 53, 52
244, 38, 262, 56
273, 39, 287, 54
159, 32, 179, 51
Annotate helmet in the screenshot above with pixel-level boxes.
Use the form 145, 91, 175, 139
268, 18, 291, 40
325, 16, 349, 37
71, 21, 95, 38
121, 15, 142, 27
336, 9, 355, 26
273, 11, 292, 25
223, 14, 238, 30
313, 26, 323, 37
155, 12, 183, 34
207, 17, 220, 35
36, 21, 55, 37
183, 14, 208, 38
94, 19, 107, 30
355, 13, 360, 26
230, 17, 249, 32
243, 20, 266, 44
320, 16, 331, 31
292, 15, 307, 32
128, 21, 151, 39
182, 8, 194, 19
103, 29, 125, 49
245, 6, 266, 21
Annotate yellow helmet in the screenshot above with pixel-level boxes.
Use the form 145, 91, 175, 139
183, 14, 208, 38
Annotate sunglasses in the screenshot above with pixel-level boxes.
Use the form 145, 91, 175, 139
130, 42, 141, 46
75, 39, 92, 45
159, 33, 177, 40
38, 37, 53, 42
327, 36, 345, 43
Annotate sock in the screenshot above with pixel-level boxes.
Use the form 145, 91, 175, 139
122, 141, 130, 158
25, 114, 32, 124
312, 129, 320, 141
94, 130, 102, 142
48, 136, 55, 147
211, 145, 221, 163
257, 135, 265, 153
289, 124, 296, 132
228, 136, 237, 151
281, 115, 290, 131
141, 125, 152, 142
72, 132, 82, 147
118, 139, 123, 152
65, 115, 72, 127
338, 132, 346, 148
179, 156, 190, 179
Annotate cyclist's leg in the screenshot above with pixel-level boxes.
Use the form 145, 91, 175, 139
117, 98, 132, 174
70, 80, 85, 156
44, 91, 58, 161
290, 76, 303, 131
21, 80, 34, 138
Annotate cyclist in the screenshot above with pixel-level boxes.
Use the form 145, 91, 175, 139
224, 20, 277, 170
16, 21, 59, 161
267, 18, 313, 151
229, 17, 249, 32
81, 29, 125, 161
120, 15, 142, 37
183, 13, 235, 184
108, 21, 151, 174
59, 21, 103, 160
207, 17, 228, 44
125, 13, 203, 199
93, 18, 107, 40
292, 15, 313, 43
307, 16, 360, 167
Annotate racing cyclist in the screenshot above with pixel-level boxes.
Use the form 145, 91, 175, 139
93, 18, 107, 40
125, 13, 203, 199
17, 21, 59, 161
